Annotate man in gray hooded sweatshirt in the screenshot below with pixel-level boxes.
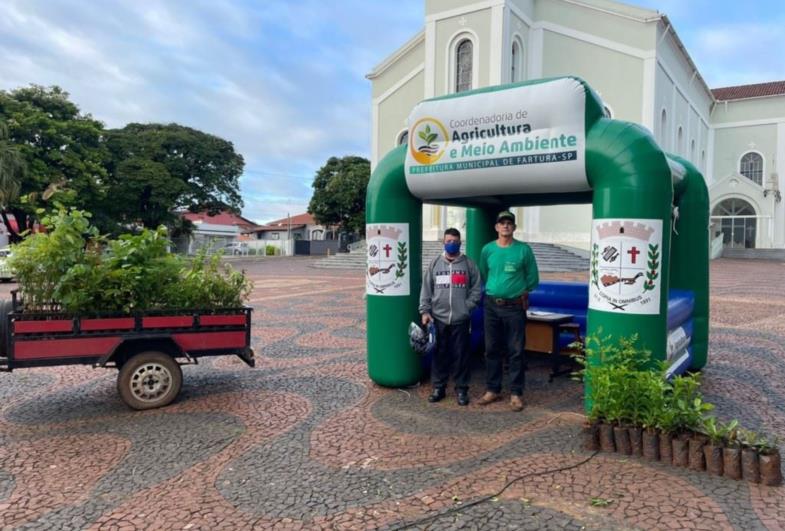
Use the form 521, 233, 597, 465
419, 227, 482, 406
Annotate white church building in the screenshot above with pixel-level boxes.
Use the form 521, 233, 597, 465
367, 0, 785, 250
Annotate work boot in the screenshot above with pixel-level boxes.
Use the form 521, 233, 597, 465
457, 389, 470, 406
428, 388, 446, 403
510, 394, 524, 411
477, 391, 500, 406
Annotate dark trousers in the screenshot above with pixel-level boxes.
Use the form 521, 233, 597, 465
484, 300, 527, 396
431, 319, 471, 391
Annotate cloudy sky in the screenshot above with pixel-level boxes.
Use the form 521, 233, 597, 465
1, 1, 783, 223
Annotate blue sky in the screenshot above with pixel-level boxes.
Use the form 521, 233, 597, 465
635, 0, 785, 86
0, 1, 782, 223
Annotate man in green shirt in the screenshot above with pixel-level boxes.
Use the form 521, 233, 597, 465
477, 210, 539, 411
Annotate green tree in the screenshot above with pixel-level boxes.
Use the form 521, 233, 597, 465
0, 121, 25, 231
0, 86, 246, 238
308, 156, 370, 235
0, 85, 109, 241
103, 123, 245, 230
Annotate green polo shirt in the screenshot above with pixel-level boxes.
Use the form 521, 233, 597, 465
479, 240, 539, 299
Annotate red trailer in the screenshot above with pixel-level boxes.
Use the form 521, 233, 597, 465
0, 294, 255, 410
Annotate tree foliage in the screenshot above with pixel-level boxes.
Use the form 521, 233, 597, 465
103, 123, 245, 230
0, 122, 24, 208
0, 122, 26, 237
308, 156, 370, 235
0, 85, 246, 238
0, 85, 108, 241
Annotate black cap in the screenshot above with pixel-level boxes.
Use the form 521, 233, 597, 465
496, 210, 515, 223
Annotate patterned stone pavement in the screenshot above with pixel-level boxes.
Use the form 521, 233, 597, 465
0, 256, 783, 530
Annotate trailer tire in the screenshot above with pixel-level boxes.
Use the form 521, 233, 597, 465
117, 351, 182, 410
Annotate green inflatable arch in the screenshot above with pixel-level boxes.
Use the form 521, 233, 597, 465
365, 77, 709, 397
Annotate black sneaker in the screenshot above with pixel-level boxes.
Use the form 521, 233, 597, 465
428, 388, 446, 403
457, 390, 469, 406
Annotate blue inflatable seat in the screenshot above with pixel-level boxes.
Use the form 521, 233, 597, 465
667, 289, 695, 330
529, 281, 589, 351
470, 282, 695, 358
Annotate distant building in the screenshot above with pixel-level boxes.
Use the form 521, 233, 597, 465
369, 0, 785, 250
177, 210, 260, 254
245, 213, 337, 241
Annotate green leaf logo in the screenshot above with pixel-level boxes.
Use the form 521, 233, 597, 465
417, 124, 439, 151
410, 118, 447, 163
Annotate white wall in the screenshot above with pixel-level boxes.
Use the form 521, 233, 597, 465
653, 22, 712, 171
371, 1, 785, 248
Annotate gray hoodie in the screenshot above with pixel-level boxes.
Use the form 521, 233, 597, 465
419, 253, 482, 325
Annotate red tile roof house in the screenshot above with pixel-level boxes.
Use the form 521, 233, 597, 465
243, 213, 340, 256
177, 211, 261, 255
710, 80, 785, 101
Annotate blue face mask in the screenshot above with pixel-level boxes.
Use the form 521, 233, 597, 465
444, 241, 461, 255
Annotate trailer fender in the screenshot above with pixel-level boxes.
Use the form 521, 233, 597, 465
97, 336, 184, 368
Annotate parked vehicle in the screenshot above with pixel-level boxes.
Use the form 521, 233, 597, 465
0, 293, 255, 410
223, 241, 249, 255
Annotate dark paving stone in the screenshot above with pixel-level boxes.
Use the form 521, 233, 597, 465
2, 261, 785, 529
0, 371, 57, 404
394, 500, 598, 531
16, 412, 245, 529
0, 468, 15, 503
221, 367, 583, 521
332, 324, 366, 339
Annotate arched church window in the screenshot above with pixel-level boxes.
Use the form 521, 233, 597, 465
712, 198, 755, 216
677, 126, 684, 154
739, 152, 763, 186
511, 38, 524, 82
712, 197, 757, 249
456, 39, 473, 93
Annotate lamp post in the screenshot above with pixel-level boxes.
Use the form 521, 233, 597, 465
763, 173, 781, 203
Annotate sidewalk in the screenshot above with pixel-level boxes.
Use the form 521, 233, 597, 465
0, 258, 782, 529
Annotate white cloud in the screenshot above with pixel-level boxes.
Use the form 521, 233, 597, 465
691, 20, 785, 86
0, 0, 422, 223
629, 1, 785, 88
696, 28, 740, 54
6, 1, 784, 224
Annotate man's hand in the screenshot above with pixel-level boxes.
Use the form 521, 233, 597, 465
422, 313, 433, 325
521, 293, 529, 311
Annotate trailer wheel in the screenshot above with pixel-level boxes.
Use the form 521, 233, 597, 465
117, 351, 182, 410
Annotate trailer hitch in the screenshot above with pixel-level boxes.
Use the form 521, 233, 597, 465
237, 347, 256, 368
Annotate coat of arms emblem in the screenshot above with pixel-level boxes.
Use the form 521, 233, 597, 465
366, 223, 409, 296
589, 219, 663, 314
